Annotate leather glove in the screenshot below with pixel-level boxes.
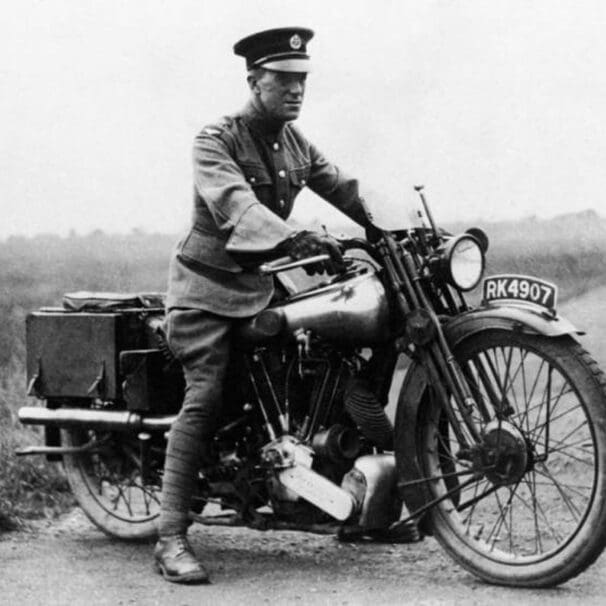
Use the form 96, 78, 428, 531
282, 230, 345, 275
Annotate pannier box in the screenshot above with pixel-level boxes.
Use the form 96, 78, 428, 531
26, 309, 158, 400
120, 349, 184, 412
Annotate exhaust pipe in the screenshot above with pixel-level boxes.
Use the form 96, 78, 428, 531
18, 406, 176, 432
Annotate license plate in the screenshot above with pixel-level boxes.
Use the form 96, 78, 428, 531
482, 274, 558, 311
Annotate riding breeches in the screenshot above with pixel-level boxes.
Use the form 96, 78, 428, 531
158, 308, 233, 536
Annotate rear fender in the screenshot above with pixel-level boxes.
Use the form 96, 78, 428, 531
394, 304, 581, 515
45, 400, 63, 461
44, 426, 62, 461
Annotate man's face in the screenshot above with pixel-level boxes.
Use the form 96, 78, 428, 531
251, 70, 307, 122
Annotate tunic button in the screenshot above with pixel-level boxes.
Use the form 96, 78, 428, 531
249, 176, 256, 183
279, 199, 285, 208
273, 142, 279, 151
301, 179, 306, 186
278, 170, 286, 178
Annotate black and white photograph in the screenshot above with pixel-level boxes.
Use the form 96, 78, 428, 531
2, 1, 606, 604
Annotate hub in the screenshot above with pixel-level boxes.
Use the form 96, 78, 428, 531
480, 420, 529, 486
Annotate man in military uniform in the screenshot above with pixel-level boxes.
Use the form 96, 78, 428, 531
154, 27, 371, 584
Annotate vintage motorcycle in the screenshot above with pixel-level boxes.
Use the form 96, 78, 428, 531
17, 187, 606, 588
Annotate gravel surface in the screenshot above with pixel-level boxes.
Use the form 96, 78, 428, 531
1, 508, 606, 605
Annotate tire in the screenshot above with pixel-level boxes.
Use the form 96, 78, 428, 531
62, 427, 161, 540
415, 330, 606, 587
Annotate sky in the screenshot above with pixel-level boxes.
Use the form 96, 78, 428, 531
2, 0, 606, 237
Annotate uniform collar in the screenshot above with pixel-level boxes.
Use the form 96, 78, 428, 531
239, 100, 286, 138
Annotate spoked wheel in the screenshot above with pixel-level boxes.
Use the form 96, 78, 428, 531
418, 330, 606, 587
62, 427, 162, 539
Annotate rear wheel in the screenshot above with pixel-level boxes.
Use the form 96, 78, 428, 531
62, 427, 162, 540
416, 330, 606, 587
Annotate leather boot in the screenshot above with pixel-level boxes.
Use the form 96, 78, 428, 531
154, 535, 210, 584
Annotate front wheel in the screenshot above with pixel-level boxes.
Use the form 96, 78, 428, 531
414, 330, 606, 587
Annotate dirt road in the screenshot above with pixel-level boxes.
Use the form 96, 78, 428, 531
2, 288, 606, 605
3, 507, 606, 606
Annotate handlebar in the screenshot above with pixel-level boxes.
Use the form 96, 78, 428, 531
258, 254, 331, 275
257, 236, 375, 275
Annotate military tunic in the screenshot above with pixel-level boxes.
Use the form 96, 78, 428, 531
166, 101, 367, 317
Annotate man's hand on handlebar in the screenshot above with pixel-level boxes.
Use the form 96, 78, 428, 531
281, 230, 346, 275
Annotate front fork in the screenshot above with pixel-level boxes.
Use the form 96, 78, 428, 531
378, 232, 482, 449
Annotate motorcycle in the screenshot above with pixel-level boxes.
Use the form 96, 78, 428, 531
17, 187, 606, 588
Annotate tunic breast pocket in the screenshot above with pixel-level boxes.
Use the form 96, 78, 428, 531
289, 164, 310, 199
241, 163, 273, 207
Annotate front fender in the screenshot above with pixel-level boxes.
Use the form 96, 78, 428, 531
394, 303, 582, 517
444, 303, 582, 349
394, 360, 429, 517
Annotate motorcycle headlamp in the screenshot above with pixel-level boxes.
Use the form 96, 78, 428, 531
438, 233, 486, 291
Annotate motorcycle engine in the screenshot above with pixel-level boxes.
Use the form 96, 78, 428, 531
206, 342, 395, 523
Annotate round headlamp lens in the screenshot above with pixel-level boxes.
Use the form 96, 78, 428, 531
448, 235, 484, 290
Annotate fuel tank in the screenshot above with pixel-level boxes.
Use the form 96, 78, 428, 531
238, 271, 391, 345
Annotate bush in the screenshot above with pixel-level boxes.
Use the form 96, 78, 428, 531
0, 364, 74, 530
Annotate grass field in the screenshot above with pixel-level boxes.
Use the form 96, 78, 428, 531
1, 211, 606, 530
0, 231, 173, 530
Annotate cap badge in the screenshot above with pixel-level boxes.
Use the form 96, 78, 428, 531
289, 34, 302, 50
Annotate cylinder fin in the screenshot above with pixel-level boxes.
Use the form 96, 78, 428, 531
344, 378, 394, 450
